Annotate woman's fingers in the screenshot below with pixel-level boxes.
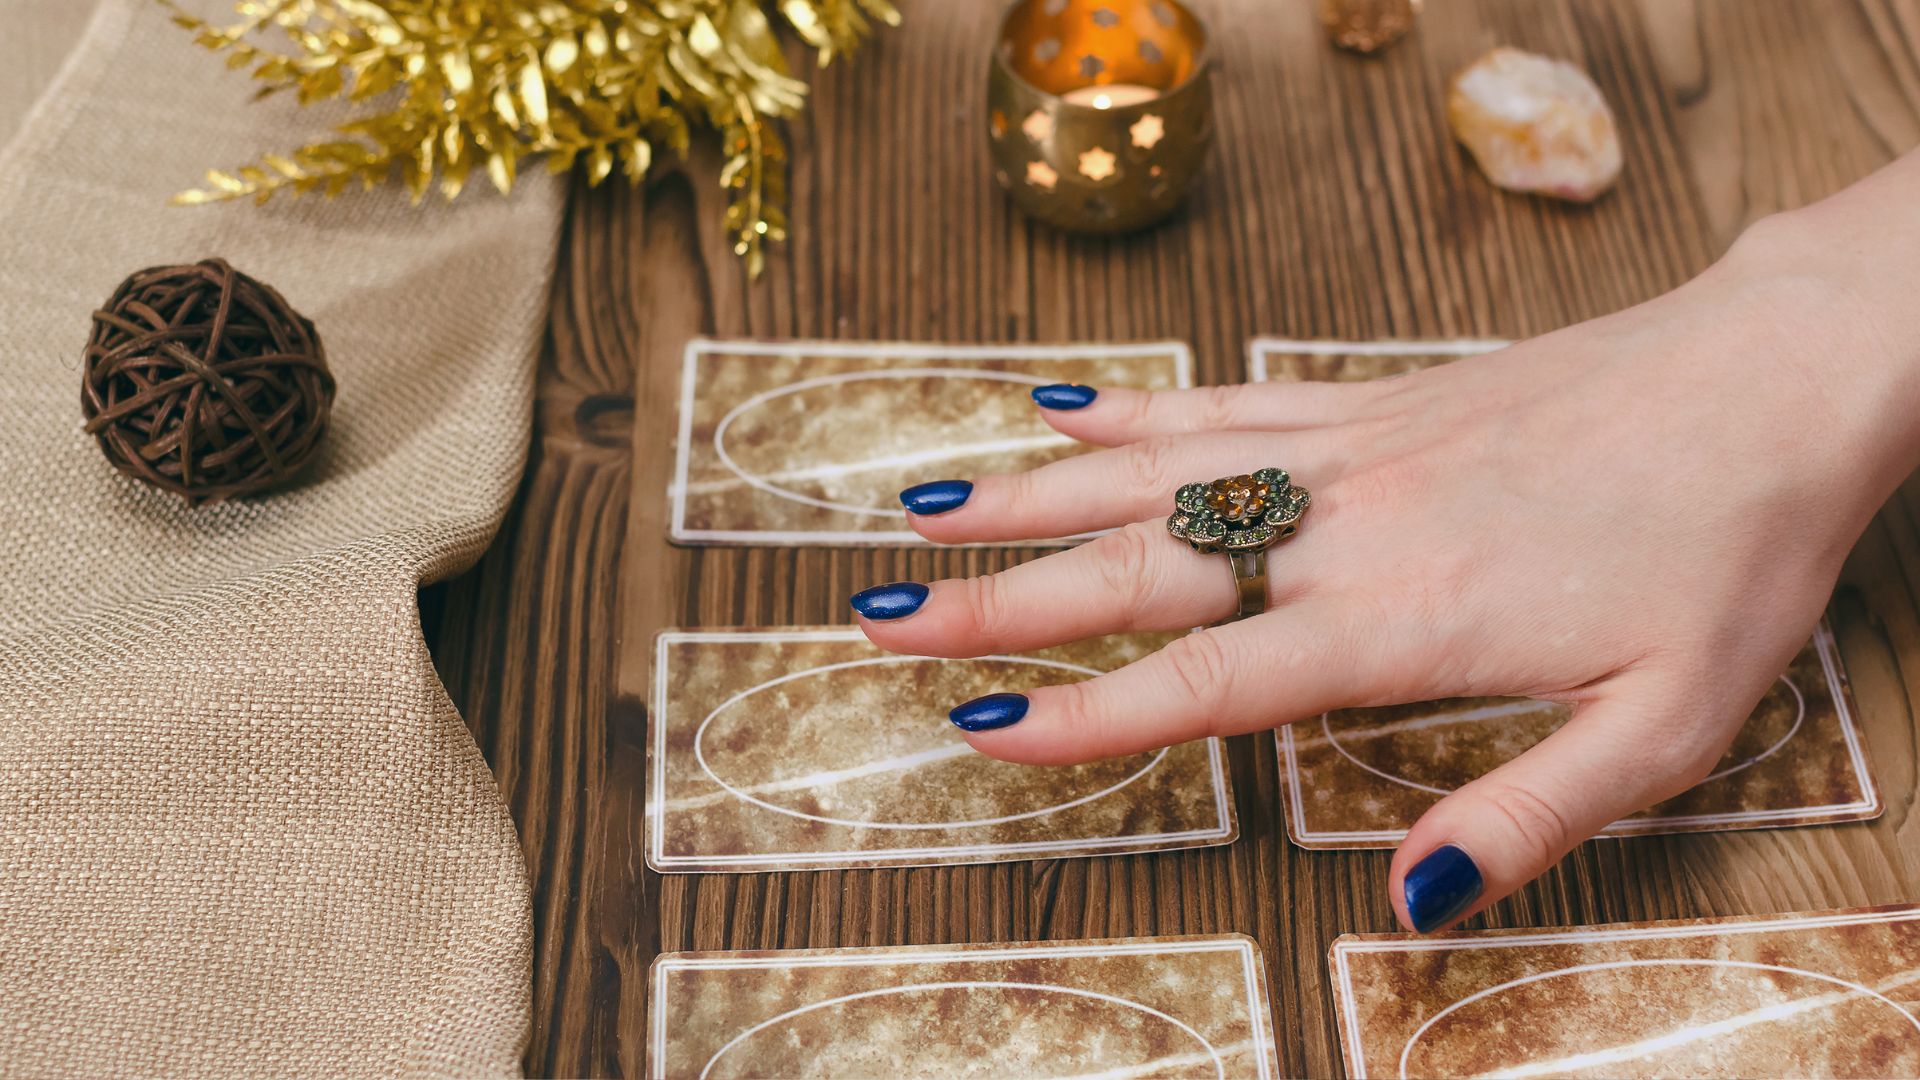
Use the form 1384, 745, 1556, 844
946, 599, 1403, 764
905, 432, 1342, 544
1387, 681, 1733, 933
1030, 380, 1381, 447
857, 520, 1258, 656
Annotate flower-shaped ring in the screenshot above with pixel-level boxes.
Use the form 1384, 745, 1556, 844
1167, 468, 1311, 622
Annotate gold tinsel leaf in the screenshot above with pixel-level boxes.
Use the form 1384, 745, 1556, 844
586, 144, 614, 185
546, 34, 579, 75
440, 48, 475, 98
491, 84, 521, 129
517, 52, 550, 130
487, 147, 518, 195
169, 0, 895, 276
442, 159, 471, 200
352, 60, 399, 100
623, 137, 652, 180
688, 15, 724, 58
582, 21, 609, 58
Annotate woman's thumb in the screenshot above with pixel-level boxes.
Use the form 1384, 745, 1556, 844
1388, 687, 1731, 933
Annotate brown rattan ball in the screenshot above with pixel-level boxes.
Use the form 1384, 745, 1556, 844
82, 258, 334, 505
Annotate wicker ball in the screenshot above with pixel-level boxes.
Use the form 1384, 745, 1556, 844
82, 258, 334, 505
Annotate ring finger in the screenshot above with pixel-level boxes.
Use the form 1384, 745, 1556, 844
856, 507, 1342, 659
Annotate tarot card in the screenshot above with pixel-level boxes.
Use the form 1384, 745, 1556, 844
651, 935, 1281, 1079
1329, 904, 1920, 1079
671, 338, 1192, 544
1279, 625, 1880, 847
1245, 337, 1508, 383
647, 628, 1235, 872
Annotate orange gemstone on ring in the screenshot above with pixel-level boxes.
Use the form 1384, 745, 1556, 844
1205, 474, 1269, 520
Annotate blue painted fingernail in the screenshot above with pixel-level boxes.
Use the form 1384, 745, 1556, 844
850, 581, 930, 621
949, 692, 1029, 732
1404, 844, 1484, 933
1031, 383, 1098, 410
900, 479, 973, 515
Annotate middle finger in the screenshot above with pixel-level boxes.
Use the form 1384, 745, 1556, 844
905, 431, 1348, 544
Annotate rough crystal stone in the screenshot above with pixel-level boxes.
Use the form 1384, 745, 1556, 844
1447, 47, 1622, 202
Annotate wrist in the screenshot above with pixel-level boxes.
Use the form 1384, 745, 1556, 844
1699, 204, 1920, 494
1721, 207, 1920, 365
1715, 150, 1920, 392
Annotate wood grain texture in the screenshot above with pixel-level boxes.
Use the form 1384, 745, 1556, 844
418, 2, 1920, 1075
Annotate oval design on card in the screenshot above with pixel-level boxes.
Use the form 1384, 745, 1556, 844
694, 655, 1167, 830
702, 980, 1223, 1080
1399, 958, 1920, 1079
712, 369, 1069, 517
1321, 675, 1806, 797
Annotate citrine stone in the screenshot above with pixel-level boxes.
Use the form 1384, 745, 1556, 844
1447, 47, 1622, 202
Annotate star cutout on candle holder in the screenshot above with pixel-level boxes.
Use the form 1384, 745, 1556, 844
1078, 146, 1117, 181
1021, 109, 1054, 142
1129, 113, 1166, 149
1026, 160, 1060, 191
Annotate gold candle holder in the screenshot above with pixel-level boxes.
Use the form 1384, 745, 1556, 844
988, 0, 1213, 234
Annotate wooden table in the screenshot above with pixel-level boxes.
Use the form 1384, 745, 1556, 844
418, 2, 1920, 1075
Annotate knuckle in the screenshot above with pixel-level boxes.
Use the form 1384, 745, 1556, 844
997, 467, 1039, 513
1117, 389, 1157, 431
1045, 679, 1106, 747
1475, 782, 1576, 870
1195, 385, 1242, 433
960, 573, 1015, 641
1156, 630, 1240, 723
1121, 435, 1182, 498
1087, 522, 1162, 625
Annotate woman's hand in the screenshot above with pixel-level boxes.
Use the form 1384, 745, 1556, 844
850, 153, 1920, 934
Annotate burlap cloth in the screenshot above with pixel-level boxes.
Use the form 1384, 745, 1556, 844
0, 1, 561, 1074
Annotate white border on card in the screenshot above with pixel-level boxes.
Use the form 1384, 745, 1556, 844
670, 338, 1196, 545
647, 628, 1235, 870
653, 935, 1277, 1080
1329, 906, 1920, 1080
1278, 622, 1878, 846
1244, 337, 1510, 383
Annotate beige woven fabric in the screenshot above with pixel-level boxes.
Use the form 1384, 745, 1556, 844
0, 1, 560, 1074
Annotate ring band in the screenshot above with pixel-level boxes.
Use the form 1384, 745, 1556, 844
1227, 551, 1267, 622
1166, 469, 1310, 623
